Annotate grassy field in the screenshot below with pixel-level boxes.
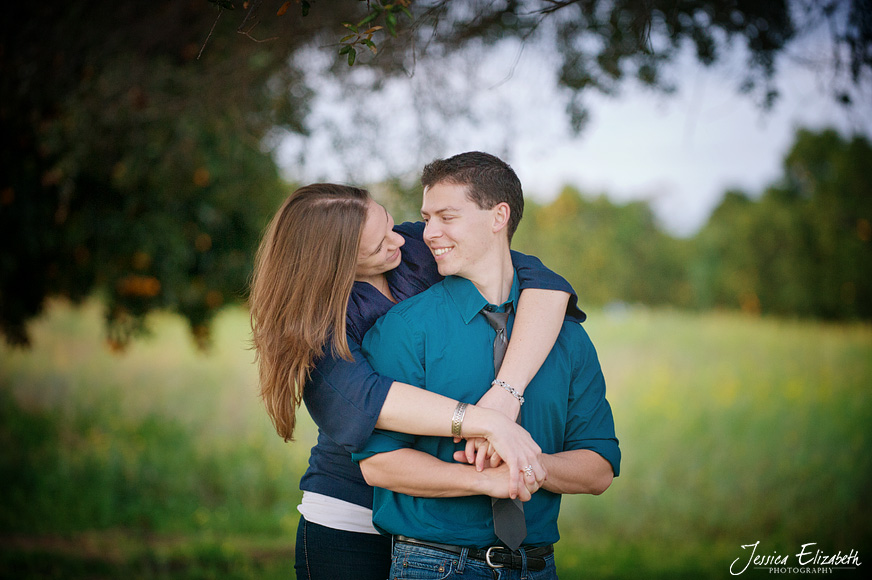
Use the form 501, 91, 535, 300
1, 300, 870, 579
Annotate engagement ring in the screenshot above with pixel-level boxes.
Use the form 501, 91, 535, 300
523, 465, 534, 476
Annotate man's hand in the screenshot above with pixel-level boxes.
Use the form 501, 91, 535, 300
471, 461, 543, 501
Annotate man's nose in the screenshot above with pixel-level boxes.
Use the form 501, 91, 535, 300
424, 220, 441, 241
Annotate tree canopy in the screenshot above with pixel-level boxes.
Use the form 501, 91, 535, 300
210, 0, 870, 125
2, 0, 344, 347
2, 0, 870, 347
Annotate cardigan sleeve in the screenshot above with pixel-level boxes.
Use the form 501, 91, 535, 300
511, 250, 586, 323
304, 336, 395, 454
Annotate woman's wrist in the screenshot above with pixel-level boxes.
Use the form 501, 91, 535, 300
458, 404, 501, 439
451, 401, 469, 438
494, 371, 531, 395
492, 379, 524, 405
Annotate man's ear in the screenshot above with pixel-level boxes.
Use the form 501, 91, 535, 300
492, 202, 511, 234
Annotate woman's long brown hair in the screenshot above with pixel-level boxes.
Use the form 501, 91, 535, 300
250, 184, 370, 441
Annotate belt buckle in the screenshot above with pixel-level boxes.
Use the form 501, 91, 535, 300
485, 546, 509, 569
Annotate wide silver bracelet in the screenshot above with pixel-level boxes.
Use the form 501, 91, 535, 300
451, 401, 468, 438
493, 379, 525, 405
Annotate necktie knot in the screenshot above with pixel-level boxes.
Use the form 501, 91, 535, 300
480, 306, 511, 374
481, 308, 510, 332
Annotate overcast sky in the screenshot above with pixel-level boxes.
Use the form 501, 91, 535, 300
276, 35, 872, 237
509, 53, 870, 235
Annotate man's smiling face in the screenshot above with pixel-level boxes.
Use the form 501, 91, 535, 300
421, 181, 500, 279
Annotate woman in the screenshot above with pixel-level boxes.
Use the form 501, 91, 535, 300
249, 183, 584, 580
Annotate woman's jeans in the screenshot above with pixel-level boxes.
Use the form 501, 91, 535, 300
294, 516, 391, 580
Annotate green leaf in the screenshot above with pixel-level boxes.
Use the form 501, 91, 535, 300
347, 48, 357, 66
358, 12, 379, 27
343, 22, 359, 33
301, 1, 311, 17
338, 45, 352, 55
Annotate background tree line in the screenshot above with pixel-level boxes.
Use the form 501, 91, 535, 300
513, 128, 872, 321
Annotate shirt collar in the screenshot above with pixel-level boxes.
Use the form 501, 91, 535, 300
442, 272, 520, 325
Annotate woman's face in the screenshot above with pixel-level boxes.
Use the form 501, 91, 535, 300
355, 199, 405, 282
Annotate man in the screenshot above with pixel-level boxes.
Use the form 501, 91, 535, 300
353, 152, 621, 579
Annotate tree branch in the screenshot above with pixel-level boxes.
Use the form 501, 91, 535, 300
197, 8, 223, 60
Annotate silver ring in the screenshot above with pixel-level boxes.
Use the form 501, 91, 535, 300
523, 465, 534, 476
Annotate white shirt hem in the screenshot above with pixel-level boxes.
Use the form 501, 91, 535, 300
297, 491, 380, 535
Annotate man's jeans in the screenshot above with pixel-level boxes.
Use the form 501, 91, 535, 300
390, 540, 559, 580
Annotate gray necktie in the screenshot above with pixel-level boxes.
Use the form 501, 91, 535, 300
480, 305, 527, 552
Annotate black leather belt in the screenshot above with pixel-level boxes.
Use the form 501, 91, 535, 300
394, 535, 553, 571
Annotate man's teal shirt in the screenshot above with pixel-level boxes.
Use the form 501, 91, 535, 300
353, 272, 620, 548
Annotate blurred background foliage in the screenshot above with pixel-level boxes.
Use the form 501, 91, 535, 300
1, 0, 345, 348
1, 301, 869, 578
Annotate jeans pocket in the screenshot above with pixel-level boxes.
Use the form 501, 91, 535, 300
391, 551, 454, 580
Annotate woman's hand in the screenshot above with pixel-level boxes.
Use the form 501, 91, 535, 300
454, 406, 546, 499
461, 383, 523, 469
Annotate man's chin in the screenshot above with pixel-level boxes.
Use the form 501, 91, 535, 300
436, 263, 456, 277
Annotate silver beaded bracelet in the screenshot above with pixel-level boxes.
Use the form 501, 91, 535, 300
493, 379, 525, 405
